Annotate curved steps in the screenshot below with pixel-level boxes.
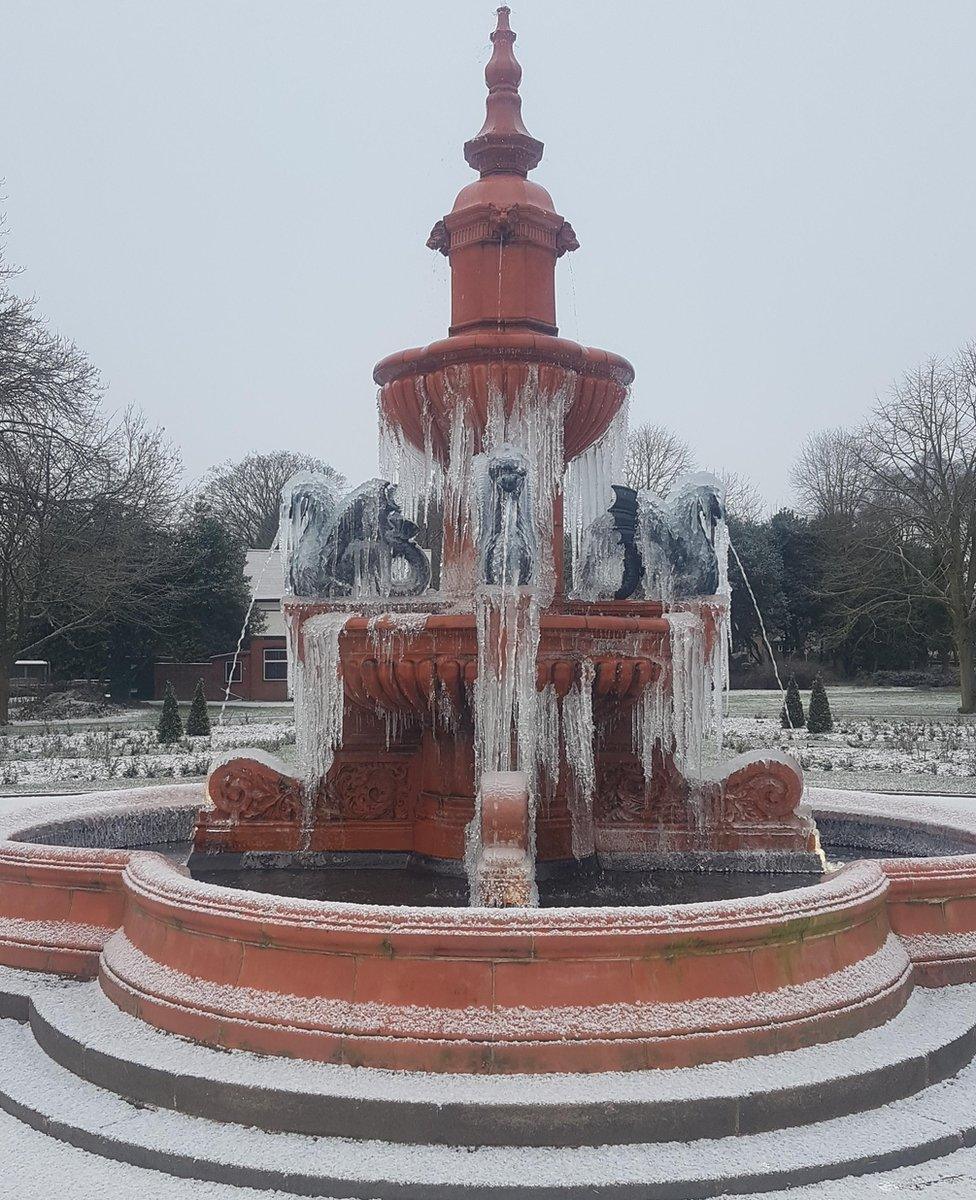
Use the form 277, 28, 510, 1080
2, 967, 976, 1198
18, 972, 976, 1149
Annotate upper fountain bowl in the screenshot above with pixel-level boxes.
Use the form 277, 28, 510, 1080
374, 332, 634, 462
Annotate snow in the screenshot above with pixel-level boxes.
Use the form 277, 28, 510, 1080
10, 963, 969, 1107
725, 713, 976, 781
0, 722, 295, 790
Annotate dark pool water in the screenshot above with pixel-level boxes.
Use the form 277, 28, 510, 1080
189, 865, 827, 907
132, 841, 895, 907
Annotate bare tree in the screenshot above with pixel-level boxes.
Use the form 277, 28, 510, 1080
624, 423, 695, 495
717, 470, 765, 523
825, 348, 976, 710
197, 450, 345, 548
0, 255, 180, 722
791, 428, 870, 521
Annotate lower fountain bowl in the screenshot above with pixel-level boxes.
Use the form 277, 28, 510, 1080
5, 784, 976, 1073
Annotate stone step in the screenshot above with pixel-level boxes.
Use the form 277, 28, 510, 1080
2, 1010, 976, 1198
3, 965, 975, 1149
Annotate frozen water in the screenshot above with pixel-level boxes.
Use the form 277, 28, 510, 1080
279, 470, 343, 597
288, 611, 349, 846
562, 660, 597, 859
564, 395, 629, 583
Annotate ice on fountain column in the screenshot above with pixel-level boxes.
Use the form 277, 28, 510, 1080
289, 611, 349, 850
562, 659, 597, 859
473, 445, 536, 587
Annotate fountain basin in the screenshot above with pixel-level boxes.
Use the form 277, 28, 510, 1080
6, 785, 976, 1073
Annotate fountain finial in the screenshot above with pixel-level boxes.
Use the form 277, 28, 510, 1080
464, 7, 544, 178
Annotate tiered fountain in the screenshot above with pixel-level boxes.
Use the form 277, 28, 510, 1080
194, 5, 820, 904
6, 13, 976, 1194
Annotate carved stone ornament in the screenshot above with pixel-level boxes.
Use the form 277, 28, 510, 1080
594, 759, 647, 823
722, 757, 803, 824
555, 220, 579, 256
323, 762, 411, 821
208, 757, 303, 823
426, 219, 450, 256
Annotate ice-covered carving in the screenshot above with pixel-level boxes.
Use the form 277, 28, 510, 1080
281, 475, 431, 600
576, 472, 727, 603
575, 484, 642, 601
661, 473, 726, 599
280, 471, 342, 597
476, 446, 536, 587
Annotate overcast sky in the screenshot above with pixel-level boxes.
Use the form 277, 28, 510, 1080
3, 1, 975, 509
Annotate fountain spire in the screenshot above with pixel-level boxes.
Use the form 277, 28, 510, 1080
464, 7, 544, 177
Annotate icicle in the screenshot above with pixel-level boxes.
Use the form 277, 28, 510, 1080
376, 384, 444, 528
564, 391, 630, 588
562, 659, 596, 859
533, 684, 561, 809
289, 611, 349, 848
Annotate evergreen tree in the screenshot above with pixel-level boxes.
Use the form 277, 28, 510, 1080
780, 674, 805, 728
157, 681, 183, 744
806, 676, 833, 734
160, 502, 258, 661
185, 678, 211, 736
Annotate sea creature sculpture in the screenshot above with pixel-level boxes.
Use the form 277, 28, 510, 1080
280, 471, 342, 596
282, 474, 430, 598
579, 473, 725, 601
480, 447, 535, 587
664, 474, 725, 598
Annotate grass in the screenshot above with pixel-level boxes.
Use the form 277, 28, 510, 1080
729, 686, 969, 723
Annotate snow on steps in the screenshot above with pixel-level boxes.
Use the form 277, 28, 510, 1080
13, 968, 976, 1149
2, 968, 976, 1196
2, 1013, 976, 1200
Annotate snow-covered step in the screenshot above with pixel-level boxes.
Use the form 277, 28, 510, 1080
5, 968, 974, 1148
1, 1013, 976, 1199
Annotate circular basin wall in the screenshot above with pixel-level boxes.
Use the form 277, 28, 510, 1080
4, 785, 976, 1072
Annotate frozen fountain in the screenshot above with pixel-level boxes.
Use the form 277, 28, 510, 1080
6, 15, 976, 1190
193, 4, 821, 902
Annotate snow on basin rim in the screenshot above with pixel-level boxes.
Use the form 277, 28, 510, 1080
3, 782, 967, 929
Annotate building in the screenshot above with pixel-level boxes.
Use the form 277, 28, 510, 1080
153, 549, 289, 702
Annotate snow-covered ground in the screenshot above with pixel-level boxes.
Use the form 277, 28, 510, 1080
3, 688, 974, 796
726, 687, 976, 794
0, 715, 296, 792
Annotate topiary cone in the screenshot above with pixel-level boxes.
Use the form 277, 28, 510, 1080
807, 675, 833, 734
780, 674, 805, 729
186, 678, 211, 737
157, 681, 184, 744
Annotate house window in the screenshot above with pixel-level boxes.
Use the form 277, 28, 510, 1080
264, 647, 288, 682
224, 660, 242, 683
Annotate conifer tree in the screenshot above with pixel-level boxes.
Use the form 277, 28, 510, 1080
780, 674, 805, 729
806, 676, 833, 734
185, 678, 211, 737
157, 681, 183, 744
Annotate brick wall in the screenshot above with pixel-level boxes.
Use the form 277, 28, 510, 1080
154, 637, 288, 702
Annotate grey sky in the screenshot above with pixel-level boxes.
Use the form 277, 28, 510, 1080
3, 1, 975, 509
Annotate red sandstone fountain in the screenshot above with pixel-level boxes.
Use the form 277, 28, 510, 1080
6, 20, 976, 1185
194, 5, 820, 900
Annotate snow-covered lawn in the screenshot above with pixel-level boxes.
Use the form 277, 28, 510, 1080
4, 688, 975, 797
0, 717, 296, 791
726, 688, 976, 794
